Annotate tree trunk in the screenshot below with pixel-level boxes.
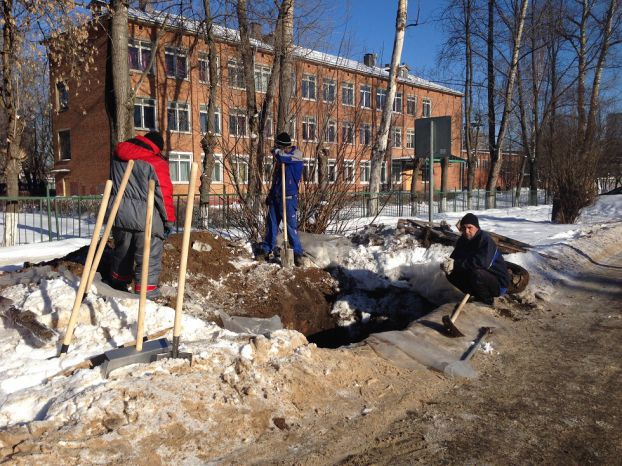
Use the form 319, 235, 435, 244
485, 0, 529, 208
409, 157, 422, 214
199, 0, 220, 229
110, 0, 133, 146
368, 0, 407, 216
276, 0, 295, 134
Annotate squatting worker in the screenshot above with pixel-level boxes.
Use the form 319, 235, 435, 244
441, 212, 509, 305
257, 131, 305, 266
107, 131, 175, 299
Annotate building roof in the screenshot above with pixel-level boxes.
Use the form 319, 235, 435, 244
128, 8, 463, 97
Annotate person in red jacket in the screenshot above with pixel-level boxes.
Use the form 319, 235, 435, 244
106, 131, 175, 298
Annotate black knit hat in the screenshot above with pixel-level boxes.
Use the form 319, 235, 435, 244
275, 132, 292, 147
144, 131, 164, 151
460, 213, 480, 229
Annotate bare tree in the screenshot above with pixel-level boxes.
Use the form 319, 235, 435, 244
367, 0, 407, 216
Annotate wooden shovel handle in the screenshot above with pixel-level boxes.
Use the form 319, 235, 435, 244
136, 180, 155, 351
85, 160, 134, 292
173, 162, 198, 339
450, 293, 470, 324
61, 180, 113, 353
281, 162, 288, 244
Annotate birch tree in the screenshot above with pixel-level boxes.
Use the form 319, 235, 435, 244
367, 0, 407, 216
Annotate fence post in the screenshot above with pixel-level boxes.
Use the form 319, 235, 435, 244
78, 197, 82, 237
46, 187, 53, 242
54, 198, 60, 240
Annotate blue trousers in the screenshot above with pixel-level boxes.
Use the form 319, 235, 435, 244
261, 196, 303, 256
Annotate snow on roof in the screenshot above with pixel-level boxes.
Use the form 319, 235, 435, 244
128, 8, 462, 96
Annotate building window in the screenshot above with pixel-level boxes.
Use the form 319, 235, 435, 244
134, 97, 156, 130
323, 79, 336, 103
165, 47, 188, 80
303, 158, 317, 183
232, 157, 249, 184
344, 160, 355, 182
302, 116, 317, 141
360, 123, 372, 146
199, 105, 221, 134
381, 161, 387, 183
407, 95, 417, 115
376, 88, 387, 110
287, 118, 296, 141
169, 152, 193, 183
199, 54, 219, 83
263, 116, 273, 138
391, 160, 403, 183
58, 130, 71, 160
128, 39, 153, 73
167, 101, 190, 132
325, 120, 336, 143
56, 82, 69, 112
422, 98, 432, 117
254, 64, 271, 93
360, 85, 371, 108
391, 127, 402, 148
229, 109, 247, 137
360, 160, 370, 183
342, 121, 354, 144
406, 128, 415, 149
328, 159, 337, 183
210, 154, 224, 183
302, 74, 316, 100
228, 59, 246, 89
393, 92, 402, 113
342, 82, 354, 106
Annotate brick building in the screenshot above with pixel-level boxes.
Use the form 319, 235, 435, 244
50, 8, 464, 197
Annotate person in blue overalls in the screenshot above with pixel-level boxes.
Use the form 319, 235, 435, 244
257, 132, 304, 266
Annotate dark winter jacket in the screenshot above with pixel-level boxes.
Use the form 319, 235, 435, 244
108, 135, 175, 239
268, 147, 304, 199
450, 229, 509, 288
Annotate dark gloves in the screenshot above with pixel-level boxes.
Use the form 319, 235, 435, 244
164, 222, 174, 239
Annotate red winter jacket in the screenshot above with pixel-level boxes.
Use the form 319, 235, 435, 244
109, 135, 175, 237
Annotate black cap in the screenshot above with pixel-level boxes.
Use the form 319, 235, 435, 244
275, 132, 292, 147
144, 131, 164, 151
460, 213, 480, 229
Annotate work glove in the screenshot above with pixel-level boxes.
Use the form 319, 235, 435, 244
440, 258, 454, 275
164, 222, 174, 239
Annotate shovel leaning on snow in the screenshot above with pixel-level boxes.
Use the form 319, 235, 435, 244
59, 160, 134, 356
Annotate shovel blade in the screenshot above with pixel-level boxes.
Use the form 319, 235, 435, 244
281, 247, 295, 268
442, 314, 464, 338
100, 338, 171, 377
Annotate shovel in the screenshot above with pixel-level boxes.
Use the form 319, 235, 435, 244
442, 293, 470, 338
280, 162, 294, 268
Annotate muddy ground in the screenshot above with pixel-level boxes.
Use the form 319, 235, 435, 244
1, 228, 621, 464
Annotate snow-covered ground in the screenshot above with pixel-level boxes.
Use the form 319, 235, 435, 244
0, 195, 620, 429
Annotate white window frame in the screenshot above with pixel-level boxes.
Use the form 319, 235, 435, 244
344, 160, 355, 183
302, 74, 317, 100
201, 153, 224, 184
391, 160, 403, 183
381, 161, 387, 184
323, 79, 336, 103
342, 121, 354, 145
56, 81, 69, 112
422, 98, 432, 117
360, 85, 371, 109
393, 92, 403, 113
342, 82, 354, 106
263, 155, 273, 183
302, 116, 317, 142
254, 64, 271, 93
303, 158, 318, 183
165, 47, 188, 80
228, 59, 246, 90
263, 116, 274, 139
325, 120, 336, 143
406, 128, 415, 149
231, 156, 249, 184
391, 127, 402, 148
169, 152, 193, 183
406, 95, 417, 115
199, 105, 221, 135
328, 159, 337, 183
134, 97, 157, 131
128, 38, 153, 73
360, 123, 372, 146
376, 88, 387, 111
167, 101, 191, 133
229, 108, 248, 137
360, 160, 371, 184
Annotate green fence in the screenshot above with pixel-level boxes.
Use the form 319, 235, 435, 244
0, 189, 548, 246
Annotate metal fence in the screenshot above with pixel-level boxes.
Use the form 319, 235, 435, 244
0, 189, 549, 246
